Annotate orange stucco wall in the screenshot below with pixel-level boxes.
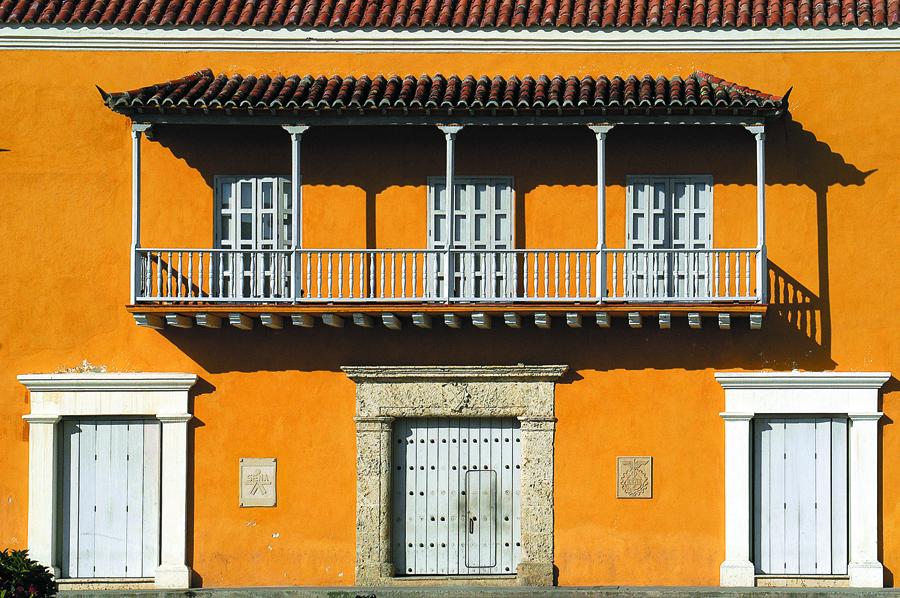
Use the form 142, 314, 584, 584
0, 50, 898, 587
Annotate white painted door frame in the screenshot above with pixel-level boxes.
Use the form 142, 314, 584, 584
716, 371, 890, 588
19, 373, 197, 589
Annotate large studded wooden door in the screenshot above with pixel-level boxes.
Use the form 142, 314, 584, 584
392, 418, 521, 576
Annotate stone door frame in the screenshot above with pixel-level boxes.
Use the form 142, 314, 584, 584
342, 364, 568, 586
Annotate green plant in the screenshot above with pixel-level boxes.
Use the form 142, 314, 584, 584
0, 549, 56, 598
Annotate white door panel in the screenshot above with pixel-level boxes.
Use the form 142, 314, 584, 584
61, 419, 160, 579
754, 417, 848, 576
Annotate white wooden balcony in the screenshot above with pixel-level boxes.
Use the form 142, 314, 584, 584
134, 247, 763, 304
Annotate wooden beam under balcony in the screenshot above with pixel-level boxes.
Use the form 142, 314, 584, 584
128, 303, 767, 331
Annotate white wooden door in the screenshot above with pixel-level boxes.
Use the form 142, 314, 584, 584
428, 178, 514, 299
753, 417, 848, 575
626, 176, 712, 299
214, 175, 292, 298
392, 418, 520, 576
59, 419, 161, 578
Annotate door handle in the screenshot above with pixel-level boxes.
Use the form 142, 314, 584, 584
469, 517, 475, 534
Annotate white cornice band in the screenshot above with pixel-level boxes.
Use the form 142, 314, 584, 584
17, 372, 199, 392
715, 371, 892, 389
1, 25, 899, 52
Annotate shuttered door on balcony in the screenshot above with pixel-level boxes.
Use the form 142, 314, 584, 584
392, 418, 521, 576
753, 417, 848, 575
59, 419, 161, 578
214, 176, 293, 298
428, 178, 514, 299
626, 176, 712, 299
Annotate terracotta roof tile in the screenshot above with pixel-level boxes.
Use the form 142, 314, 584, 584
101, 68, 787, 119
10, 0, 895, 24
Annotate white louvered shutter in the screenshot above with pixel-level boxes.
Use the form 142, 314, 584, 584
627, 176, 712, 299
754, 417, 848, 575
428, 178, 513, 299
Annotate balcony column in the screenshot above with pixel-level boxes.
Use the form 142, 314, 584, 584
746, 125, 767, 303
283, 125, 309, 302
130, 123, 151, 305
589, 125, 614, 302
438, 125, 464, 302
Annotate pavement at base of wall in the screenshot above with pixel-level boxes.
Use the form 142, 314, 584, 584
55, 587, 900, 598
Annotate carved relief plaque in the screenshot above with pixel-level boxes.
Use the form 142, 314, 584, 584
240, 458, 277, 507
616, 456, 652, 499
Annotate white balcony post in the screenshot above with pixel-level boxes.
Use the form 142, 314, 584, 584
130, 123, 151, 304
589, 125, 614, 302
438, 125, 463, 303
283, 125, 309, 302
746, 125, 767, 303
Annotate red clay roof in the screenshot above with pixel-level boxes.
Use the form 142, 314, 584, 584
101, 69, 786, 118
2, 0, 897, 28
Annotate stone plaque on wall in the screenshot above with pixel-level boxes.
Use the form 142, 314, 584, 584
240, 458, 276, 507
617, 456, 652, 499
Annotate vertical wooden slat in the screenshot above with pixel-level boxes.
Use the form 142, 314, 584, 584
831, 418, 849, 575
125, 422, 144, 576
797, 419, 818, 573
754, 418, 770, 574
815, 418, 833, 574
77, 421, 97, 578
436, 418, 448, 574
142, 421, 161, 576
61, 420, 79, 577
770, 419, 787, 574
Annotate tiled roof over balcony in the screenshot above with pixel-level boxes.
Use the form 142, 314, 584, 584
101, 69, 786, 117
2, 0, 897, 28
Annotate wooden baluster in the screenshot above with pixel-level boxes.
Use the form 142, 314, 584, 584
401, 253, 407, 298
725, 251, 731, 298
744, 250, 751, 299
609, 252, 615, 298
713, 251, 719, 298
145, 252, 153, 299
532, 253, 538, 298
184, 252, 191, 298
564, 252, 570, 298
215, 253, 222, 299
412, 253, 418, 298
390, 253, 396, 298
585, 251, 592, 300
368, 251, 375, 298
574, 252, 580, 298
348, 253, 355, 298
522, 252, 529, 299
378, 252, 384, 298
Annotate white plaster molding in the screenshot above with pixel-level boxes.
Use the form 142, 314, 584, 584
17, 372, 198, 392
19, 372, 198, 589
716, 370, 891, 588
347, 364, 567, 586
2, 25, 900, 52
715, 371, 891, 390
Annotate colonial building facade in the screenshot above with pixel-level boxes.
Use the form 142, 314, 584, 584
0, 7, 898, 590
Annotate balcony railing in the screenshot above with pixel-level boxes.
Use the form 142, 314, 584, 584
135, 247, 763, 304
